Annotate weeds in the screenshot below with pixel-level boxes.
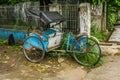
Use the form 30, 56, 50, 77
0, 39, 22, 51
91, 31, 108, 41
50, 34, 103, 67
0, 39, 8, 46
0, 35, 103, 67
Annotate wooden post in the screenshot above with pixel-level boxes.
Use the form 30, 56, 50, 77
101, 3, 107, 31
118, 10, 120, 20
79, 3, 91, 36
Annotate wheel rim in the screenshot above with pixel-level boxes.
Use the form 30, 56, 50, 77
23, 36, 45, 63
73, 37, 101, 66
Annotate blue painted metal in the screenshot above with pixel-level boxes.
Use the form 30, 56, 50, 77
0, 29, 27, 41
23, 29, 56, 51
66, 32, 87, 53
66, 32, 71, 51
23, 36, 46, 50
27, 33, 48, 50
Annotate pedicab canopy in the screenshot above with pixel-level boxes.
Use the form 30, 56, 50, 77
25, 9, 65, 24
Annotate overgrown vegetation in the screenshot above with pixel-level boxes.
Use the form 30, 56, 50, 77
0, 39, 8, 46
56, 34, 103, 67
90, 0, 120, 41
0, 0, 38, 5
92, 0, 120, 30
0, 39, 22, 51
107, 5, 118, 30
91, 31, 108, 42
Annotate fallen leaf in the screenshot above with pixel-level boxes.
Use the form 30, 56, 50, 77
7, 46, 12, 49
80, 76, 85, 79
21, 70, 26, 74
11, 64, 15, 67
70, 64, 74, 67
58, 57, 65, 63
37, 69, 41, 72
6, 56, 10, 60
41, 68, 46, 72
48, 60, 52, 64
41, 66, 47, 72
80, 66, 84, 69
3, 61, 8, 63
29, 63, 35, 67
45, 65, 51, 68
37, 64, 41, 67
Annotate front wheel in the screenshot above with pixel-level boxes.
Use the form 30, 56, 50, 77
73, 36, 101, 66
23, 36, 45, 63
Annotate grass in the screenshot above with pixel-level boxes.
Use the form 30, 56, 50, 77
91, 31, 108, 42
0, 39, 22, 51
0, 35, 103, 68
0, 39, 8, 46
73, 38, 103, 67
50, 34, 103, 67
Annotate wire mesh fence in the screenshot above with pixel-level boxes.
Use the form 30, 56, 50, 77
0, 3, 79, 34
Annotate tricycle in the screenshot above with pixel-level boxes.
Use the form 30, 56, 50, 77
23, 9, 101, 66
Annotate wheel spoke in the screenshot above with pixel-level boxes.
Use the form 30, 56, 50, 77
73, 37, 101, 66
23, 36, 45, 63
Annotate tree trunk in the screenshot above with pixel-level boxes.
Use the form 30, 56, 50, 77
101, 3, 107, 31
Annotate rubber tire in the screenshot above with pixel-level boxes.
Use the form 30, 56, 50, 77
23, 36, 45, 63
73, 36, 101, 66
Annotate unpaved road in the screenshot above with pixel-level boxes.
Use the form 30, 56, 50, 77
0, 45, 120, 80
83, 56, 120, 80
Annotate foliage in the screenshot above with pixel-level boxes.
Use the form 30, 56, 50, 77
48, 52, 58, 59
48, 34, 71, 59
0, 39, 21, 52
91, 19, 108, 41
91, 19, 99, 33
92, 0, 120, 5
107, 12, 118, 30
0, 0, 38, 5
92, 0, 106, 5
90, 58, 103, 68
60, 34, 68, 50
91, 0, 120, 31
0, 39, 8, 46
91, 31, 107, 41
107, 5, 118, 30
60, 33, 103, 67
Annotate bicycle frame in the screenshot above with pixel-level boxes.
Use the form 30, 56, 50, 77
66, 32, 87, 53
66, 32, 74, 52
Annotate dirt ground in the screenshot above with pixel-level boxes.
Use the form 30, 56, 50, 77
0, 45, 120, 80
0, 45, 87, 80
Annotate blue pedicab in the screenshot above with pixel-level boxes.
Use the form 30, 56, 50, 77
23, 9, 101, 66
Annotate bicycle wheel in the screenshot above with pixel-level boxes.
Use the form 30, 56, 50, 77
23, 36, 45, 63
73, 36, 101, 66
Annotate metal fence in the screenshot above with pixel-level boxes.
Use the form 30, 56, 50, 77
0, 3, 79, 34
61, 4, 79, 34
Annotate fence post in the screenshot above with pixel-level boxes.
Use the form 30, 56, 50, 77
79, 3, 91, 36
91, 3, 103, 32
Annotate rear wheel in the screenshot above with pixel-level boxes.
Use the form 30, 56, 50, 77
23, 36, 45, 63
73, 36, 101, 66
